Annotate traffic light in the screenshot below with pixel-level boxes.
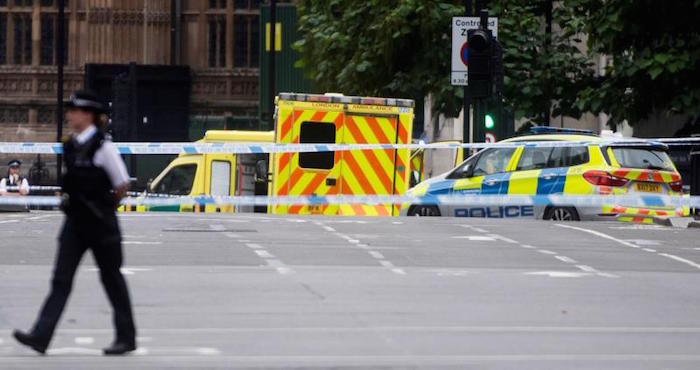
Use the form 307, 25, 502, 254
467, 28, 494, 98
484, 113, 495, 130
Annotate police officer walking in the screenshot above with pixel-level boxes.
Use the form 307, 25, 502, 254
13, 90, 137, 355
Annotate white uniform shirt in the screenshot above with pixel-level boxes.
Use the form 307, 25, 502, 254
74, 125, 130, 188
0, 176, 30, 194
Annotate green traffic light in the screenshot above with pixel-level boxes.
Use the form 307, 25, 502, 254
485, 114, 495, 130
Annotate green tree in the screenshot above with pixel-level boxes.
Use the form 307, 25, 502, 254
575, 0, 700, 126
294, 0, 464, 117
295, 0, 593, 125
491, 0, 593, 124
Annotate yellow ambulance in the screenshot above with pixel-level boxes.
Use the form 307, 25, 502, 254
124, 93, 415, 216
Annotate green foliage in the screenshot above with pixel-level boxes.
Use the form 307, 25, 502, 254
295, 0, 464, 117
294, 1, 700, 126
295, 0, 593, 122
575, 0, 700, 126
490, 0, 594, 124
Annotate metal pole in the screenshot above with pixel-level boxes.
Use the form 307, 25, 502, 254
56, 0, 65, 184
462, 0, 472, 160
170, 0, 182, 65
268, 0, 277, 130
170, 0, 176, 64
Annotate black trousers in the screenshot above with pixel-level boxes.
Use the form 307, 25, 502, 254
31, 215, 136, 346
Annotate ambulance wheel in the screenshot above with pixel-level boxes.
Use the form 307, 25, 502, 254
545, 206, 580, 221
408, 205, 441, 217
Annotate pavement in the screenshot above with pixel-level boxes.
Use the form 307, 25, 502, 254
0, 211, 699, 369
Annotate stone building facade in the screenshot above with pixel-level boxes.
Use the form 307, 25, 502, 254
0, 0, 262, 142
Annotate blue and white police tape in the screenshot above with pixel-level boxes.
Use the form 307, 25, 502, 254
1, 137, 698, 155
1, 194, 699, 209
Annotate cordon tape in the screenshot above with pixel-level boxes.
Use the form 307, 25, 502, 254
1, 194, 699, 209
0, 137, 699, 155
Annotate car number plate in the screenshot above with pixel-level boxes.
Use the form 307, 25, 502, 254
636, 183, 661, 193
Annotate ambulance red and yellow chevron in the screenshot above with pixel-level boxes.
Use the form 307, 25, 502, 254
271, 94, 414, 216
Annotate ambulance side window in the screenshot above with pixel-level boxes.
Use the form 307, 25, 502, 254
154, 164, 196, 195
299, 122, 335, 170
210, 161, 231, 196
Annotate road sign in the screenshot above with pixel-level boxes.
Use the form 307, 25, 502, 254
485, 132, 496, 143
451, 17, 498, 86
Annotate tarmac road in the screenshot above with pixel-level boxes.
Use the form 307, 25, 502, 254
0, 211, 699, 369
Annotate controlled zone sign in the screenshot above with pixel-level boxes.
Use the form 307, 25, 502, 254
451, 17, 498, 86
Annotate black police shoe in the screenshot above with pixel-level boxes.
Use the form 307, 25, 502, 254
13, 330, 48, 355
103, 341, 137, 355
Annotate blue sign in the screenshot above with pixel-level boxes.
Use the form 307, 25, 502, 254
460, 42, 469, 66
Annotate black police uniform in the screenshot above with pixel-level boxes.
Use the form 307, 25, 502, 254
28, 130, 136, 352
14, 91, 136, 355
3, 160, 25, 193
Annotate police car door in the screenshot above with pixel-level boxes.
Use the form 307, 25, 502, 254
450, 148, 516, 218
508, 146, 555, 218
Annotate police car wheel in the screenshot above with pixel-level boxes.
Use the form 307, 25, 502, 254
408, 205, 441, 217
545, 207, 580, 221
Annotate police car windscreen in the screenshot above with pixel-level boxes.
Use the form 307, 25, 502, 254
611, 147, 674, 171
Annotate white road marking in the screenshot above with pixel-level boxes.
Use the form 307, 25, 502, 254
576, 265, 597, 273
255, 250, 275, 259
379, 260, 395, 268
122, 241, 162, 245
487, 234, 518, 244
555, 256, 577, 264
322, 226, 336, 232
209, 224, 226, 231
0, 220, 19, 224
38, 326, 700, 334
26, 214, 54, 221
458, 225, 489, 233
47, 347, 103, 355
86, 267, 151, 275
557, 223, 700, 270
368, 251, 385, 259
658, 253, 700, 270
246, 243, 263, 250
642, 248, 657, 253
625, 239, 662, 246
526, 271, 591, 278
392, 221, 403, 225
520, 245, 536, 249
196, 347, 221, 355
432, 269, 475, 277
391, 268, 407, 275
265, 259, 294, 274
223, 232, 240, 238
452, 235, 495, 241
137, 336, 153, 342
537, 249, 557, 255
74, 337, 94, 345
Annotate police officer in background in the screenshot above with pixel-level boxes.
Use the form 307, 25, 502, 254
0, 159, 30, 196
13, 90, 137, 355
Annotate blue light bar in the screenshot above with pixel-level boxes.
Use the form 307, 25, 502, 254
530, 126, 595, 135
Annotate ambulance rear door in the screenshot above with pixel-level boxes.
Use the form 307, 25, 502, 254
273, 101, 344, 215
339, 107, 411, 216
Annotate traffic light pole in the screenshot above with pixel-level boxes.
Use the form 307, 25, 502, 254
56, 0, 65, 184
462, 0, 473, 160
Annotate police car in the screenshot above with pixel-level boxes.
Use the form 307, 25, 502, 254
402, 127, 685, 221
